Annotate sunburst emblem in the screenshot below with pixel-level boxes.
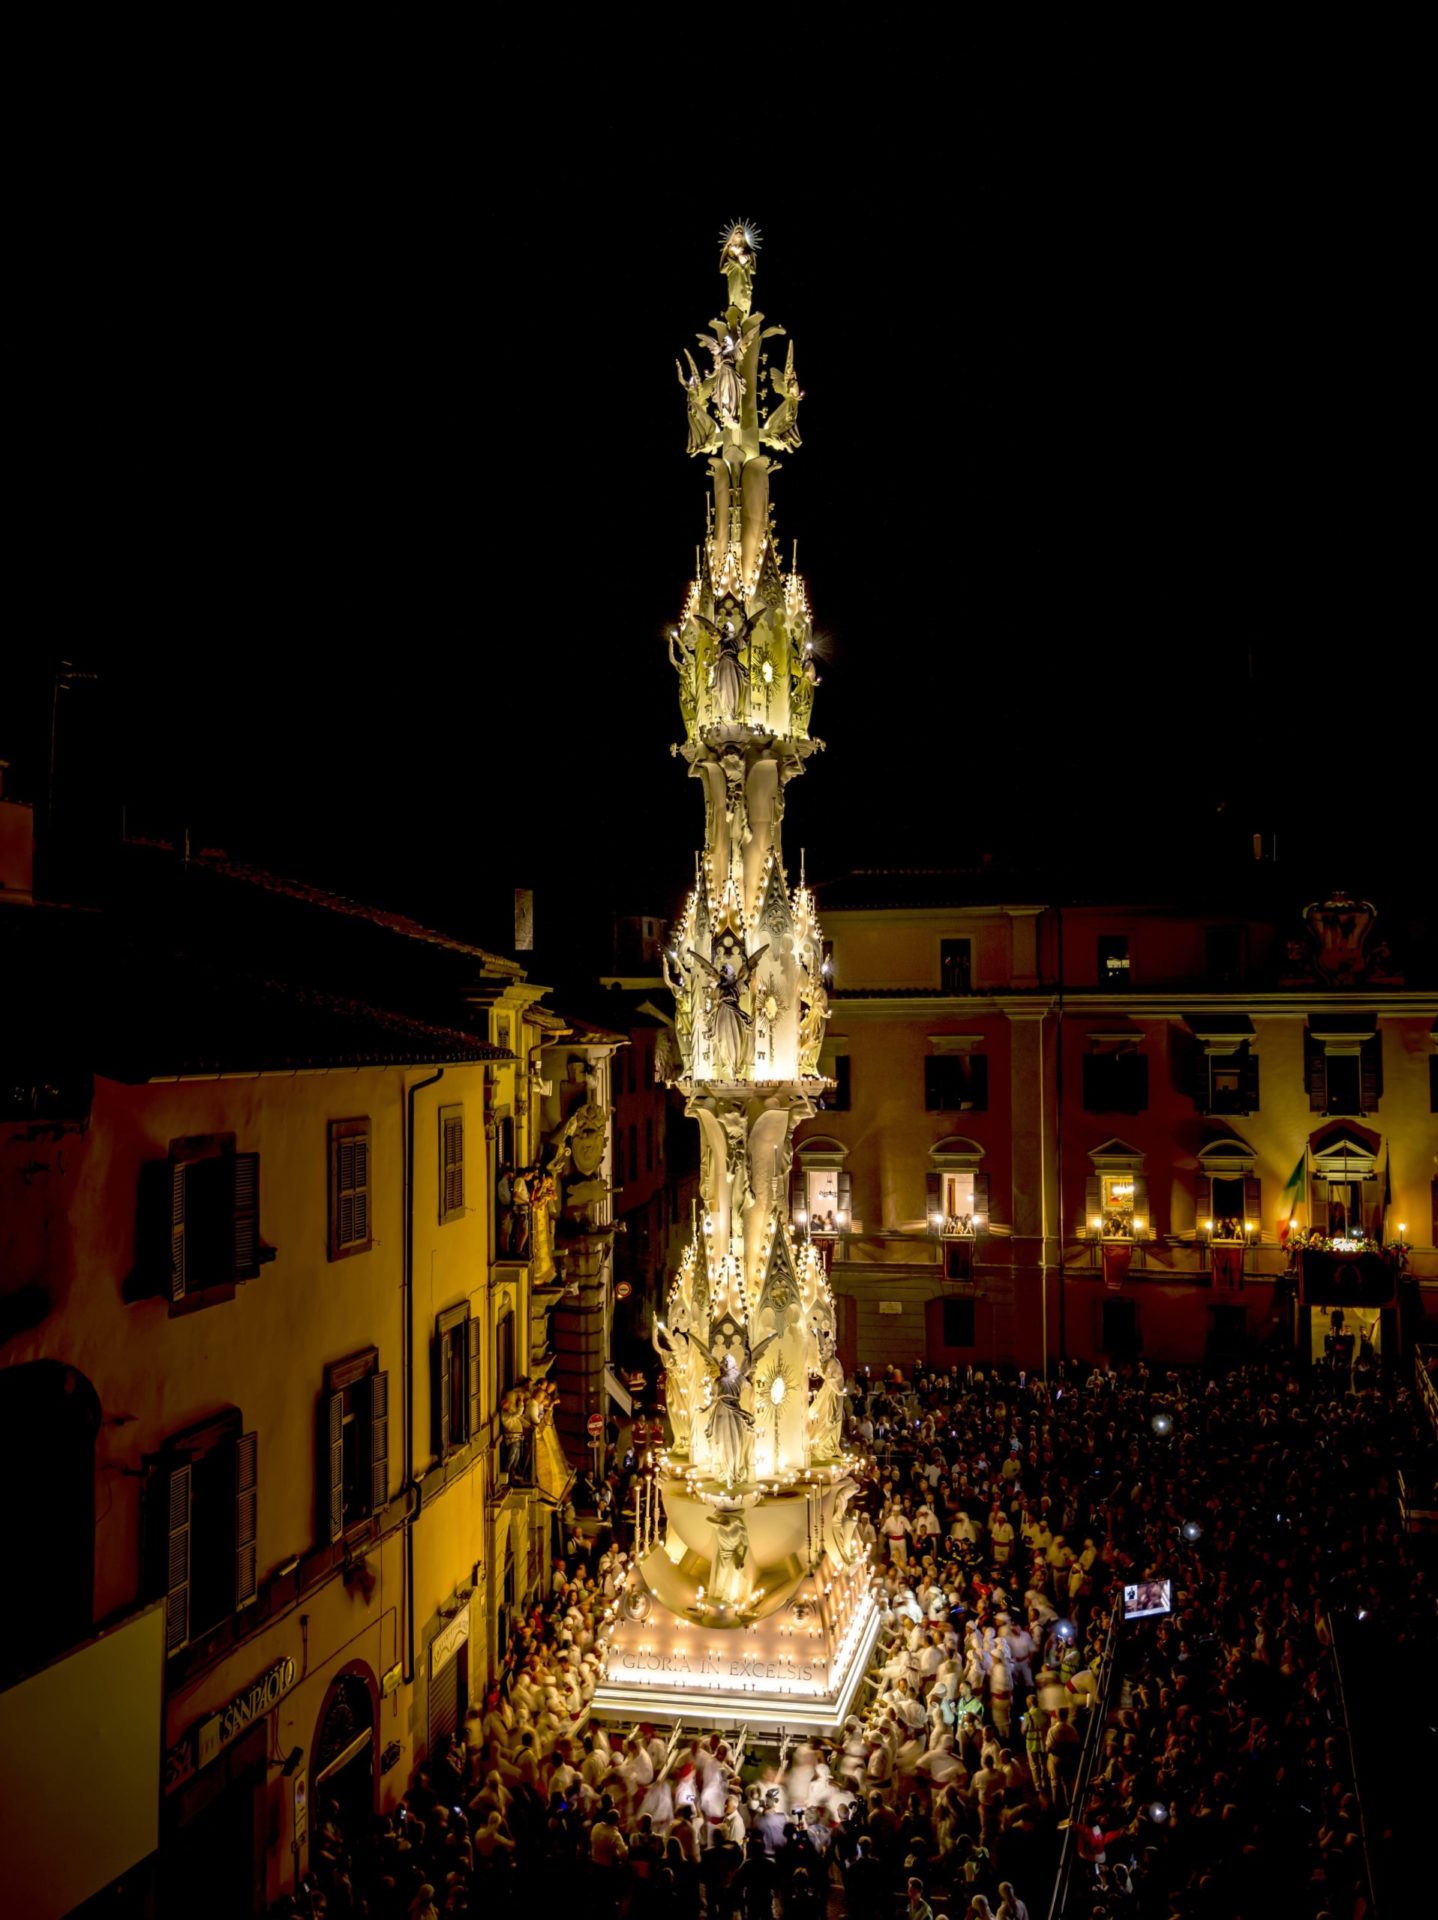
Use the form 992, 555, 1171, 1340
719, 217, 763, 258
757, 1352, 800, 1407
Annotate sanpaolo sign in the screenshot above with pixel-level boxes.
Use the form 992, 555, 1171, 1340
197, 1656, 298, 1771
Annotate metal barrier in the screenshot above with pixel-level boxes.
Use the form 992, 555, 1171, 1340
1045, 1606, 1122, 1920
1324, 1609, 1380, 1918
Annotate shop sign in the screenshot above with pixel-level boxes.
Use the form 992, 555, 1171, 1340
165, 1653, 298, 1793
199, 1656, 297, 1768
431, 1607, 470, 1679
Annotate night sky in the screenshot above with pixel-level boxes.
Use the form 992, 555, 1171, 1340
9, 134, 1429, 963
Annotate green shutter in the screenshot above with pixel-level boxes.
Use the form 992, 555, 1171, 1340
370, 1371, 390, 1514
1131, 1174, 1151, 1237
337, 1137, 356, 1247
1360, 1035, 1383, 1112
466, 1316, 483, 1444
232, 1152, 259, 1279
1193, 1174, 1212, 1234
234, 1430, 258, 1607
1241, 1046, 1261, 1113
1306, 1033, 1327, 1112
169, 1162, 188, 1301
352, 1135, 369, 1241
164, 1463, 191, 1653
326, 1392, 345, 1542
925, 1169, 942, 1229
972, 1170, 990, 1228
836, 1170, 853, 1225
1084, 1174, 1102, 1232
1243, 1176, 1262, 1234
436, 1327, 453, 1459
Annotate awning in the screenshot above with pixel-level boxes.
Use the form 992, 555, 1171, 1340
603, 1364, 633, 1416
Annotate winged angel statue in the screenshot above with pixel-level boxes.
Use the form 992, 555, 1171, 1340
687, 941, 769, 1079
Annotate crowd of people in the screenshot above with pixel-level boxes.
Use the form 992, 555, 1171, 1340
284, 1346, 1432, 1920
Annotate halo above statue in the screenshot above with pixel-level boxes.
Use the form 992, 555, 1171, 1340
718, 217, 763, 260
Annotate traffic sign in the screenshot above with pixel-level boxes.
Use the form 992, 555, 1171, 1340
587, 1413, 605, 1437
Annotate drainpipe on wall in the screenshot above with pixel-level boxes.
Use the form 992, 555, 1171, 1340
1055, 906, 1067, 1370
404, 1066, 445, 1685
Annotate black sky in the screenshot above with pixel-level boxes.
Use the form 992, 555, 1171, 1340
9, 116, 1431, 960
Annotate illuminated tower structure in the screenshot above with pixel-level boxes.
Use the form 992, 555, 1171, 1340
592, 225, 878, 1732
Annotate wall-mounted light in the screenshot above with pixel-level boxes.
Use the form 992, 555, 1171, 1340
1202, 1219, 1214, 1233
1089, 1215, 1102, 1230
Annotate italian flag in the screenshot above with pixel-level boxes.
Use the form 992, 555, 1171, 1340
1277, 1151, 1307, 1243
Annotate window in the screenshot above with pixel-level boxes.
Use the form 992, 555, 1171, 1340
495, 1113, 515, 1175
439, 1107, 465, 1223
1097, 935, 1130, 989
823, 1054, 851, 1112
496, 1310, 516, 1401
1306, 1030, 1382, 1115
1205, 1045, 1259, 1116
321, 1349, 388, 1543
1101, 1298, 1138, 1355
434, 1305, 482, 1461
940, 939, 972, 994
942, 1297, 976, 1347
1206, 927, 1247, 987
1084, 1167, 1150, 1238
328, 1119, 372, 1259
798, 1166, 851, 1233
150, 1408, 257, 1656
164, 1139, 267, 1300
628, 1124, 639, 1183
1082, 1050, 1148, 1113
924, 1054, 989, 1112
645, 1116, 654, 1174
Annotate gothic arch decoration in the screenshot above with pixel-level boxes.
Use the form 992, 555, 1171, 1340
311, 1664, 378, 1795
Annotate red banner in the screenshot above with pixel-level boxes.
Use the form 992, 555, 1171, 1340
1211, 1244, 1244, 1291
1101, 1242, 1133, 1291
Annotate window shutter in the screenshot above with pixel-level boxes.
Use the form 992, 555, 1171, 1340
1081, 1054, 1104, 1111
1193, 1174, 1212, 1232
789, 1169, 806, 1225
1241, 1047, 1261, 1113
435, 1326, 453, 1458
925, 1169, 942, 1227
1084, 1174, 1102, 1231
234, 1430, 258, 1608
441, 1112, 465, 1221
924, 1057, 941, 1111
370, 1370, 390, 1514
164, 1462, 191, 1653
1126, 1055, 1149, 1114
972, 1170, 990, 1227
1242, 1176, 1262, 1231
1360, 1035, 1383, 1112
969, 1055, 989, 1111
169, 1162, 188, 1301
326, 1391, 345, 1542
1131, 1174, 1151, 1235
1306, 1034, 1327, 1112
352, 1135, 369, 1241
836, 1170, 853, 1223
336, 1136, 355, 1248
232, 1152, 259, 1279
466, 1315, 483, 1443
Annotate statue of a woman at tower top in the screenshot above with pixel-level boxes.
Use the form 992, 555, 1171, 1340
718, 217, 761, 315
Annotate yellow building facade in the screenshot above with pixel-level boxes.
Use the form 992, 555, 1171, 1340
0, 848, 586, 1916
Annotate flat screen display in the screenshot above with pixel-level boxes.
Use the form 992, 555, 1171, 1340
1122, 1578, 1172, 1620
